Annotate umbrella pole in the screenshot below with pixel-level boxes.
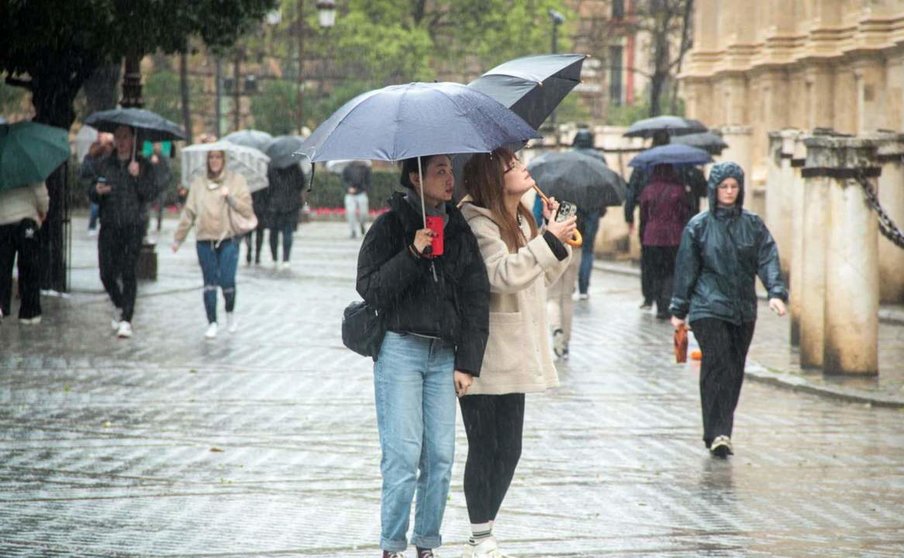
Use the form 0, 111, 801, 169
417, 156, 427, 227
532, 184, 551, 205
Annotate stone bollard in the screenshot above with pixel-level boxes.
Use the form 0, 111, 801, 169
788, 133, 807, 347
766, 129, 799, 279
875, 134, 904, 303
803, 136, 880, 375
799, 139, 828, 368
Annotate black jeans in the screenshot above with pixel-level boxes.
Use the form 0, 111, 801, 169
98, 224, 143, 322
0, 219, 42, 320
640, 245, 654, 304
269, 223, 294, 262
691, 318, 756, 447
459, 393, 525, 524
646, 245, 679, 317
244, 228, 264, 264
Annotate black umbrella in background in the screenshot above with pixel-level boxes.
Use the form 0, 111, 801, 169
85, 108, 185, 142
468, 53, 588, 130
623, 115, 706, 138
528, 150, 627, 210
672, 131, 729, 154
266, 135, 306, 169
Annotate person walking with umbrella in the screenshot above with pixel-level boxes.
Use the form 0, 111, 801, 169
172, 149, 253, 339
357, 154, 489, 558
265, 163, 305, 270
85, 125, 164, 338
670, 162, 787, 458
458, 147, 575, 558
639, 163, 691, 319
0, 181, 49, 324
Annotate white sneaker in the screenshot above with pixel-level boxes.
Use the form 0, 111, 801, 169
19, 316, 42, 325
279, 261, 290, 271
226, 313, 237, 333
205, 322, 218, 339
112, 310, 122, 330
116, 321, 133, 338
463, 536, 511, 558
710, 435, 733, 458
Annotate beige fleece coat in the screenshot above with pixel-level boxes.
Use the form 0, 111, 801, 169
0, 183, 50, 227
459, 198, 571, 395
174, 171, 254, 244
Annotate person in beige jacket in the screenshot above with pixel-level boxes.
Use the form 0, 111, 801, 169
457, 147, 575, 558
0, 182, 49, 324
172, 150, 253, 339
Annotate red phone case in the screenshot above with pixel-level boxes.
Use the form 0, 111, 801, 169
425, 216, 444, 256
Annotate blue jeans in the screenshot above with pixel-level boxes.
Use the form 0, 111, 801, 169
88, 203, 99, 230
578, 209, 600, 294
374, 331, 456, 552
196, 238, 238, 324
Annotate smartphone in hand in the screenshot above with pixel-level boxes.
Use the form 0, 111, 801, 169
555, 201, 577, 222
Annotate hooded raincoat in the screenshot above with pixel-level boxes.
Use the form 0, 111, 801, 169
669, 162, 787, 325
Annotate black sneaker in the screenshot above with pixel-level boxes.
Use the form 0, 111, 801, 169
640, 300, 653, 309
416, 547, 434, 558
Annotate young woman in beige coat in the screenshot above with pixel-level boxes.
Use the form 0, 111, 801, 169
172, 150, 254, 339
457, 147, 575, 558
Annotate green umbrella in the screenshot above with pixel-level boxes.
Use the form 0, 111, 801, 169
0, 121, 70, 191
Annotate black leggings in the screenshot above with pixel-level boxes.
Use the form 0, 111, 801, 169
691, 318, 756, 447
459, 393, 525, 524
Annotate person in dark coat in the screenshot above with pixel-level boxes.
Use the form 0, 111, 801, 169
670, 161, 788, 458
357, 154, 489, 558
571, 129, 607, 299
85, 125, 163, 339
266, 164, 304, 270
625, 131, 706, 308
244, 187, 269, 265
639, 164, 690, 319
343, 161, 372, 238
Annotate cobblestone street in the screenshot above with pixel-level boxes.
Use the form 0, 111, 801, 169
1, 218, 903, 557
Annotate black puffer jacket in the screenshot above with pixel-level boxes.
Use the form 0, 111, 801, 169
356, 192, 490, 374
85, 154, 161, 228
669, 163, 787, 325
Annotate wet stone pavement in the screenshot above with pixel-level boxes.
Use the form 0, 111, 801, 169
1, 218, 903, 557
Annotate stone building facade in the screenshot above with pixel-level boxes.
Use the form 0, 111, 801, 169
681, 0, 904, 211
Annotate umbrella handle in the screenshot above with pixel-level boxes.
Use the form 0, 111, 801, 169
532, 185, 583, 248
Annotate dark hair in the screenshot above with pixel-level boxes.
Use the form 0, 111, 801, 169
462, 147, 538, 252
399, 154, 448, 189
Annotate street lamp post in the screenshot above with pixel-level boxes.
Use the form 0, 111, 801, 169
548, 9, 565, 133
296, 0, 337, 134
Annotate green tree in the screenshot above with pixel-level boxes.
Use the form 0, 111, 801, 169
143, 70, 186, 124
0, 0, 276, 291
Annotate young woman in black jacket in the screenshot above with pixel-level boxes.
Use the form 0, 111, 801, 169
356, 154, 490, 558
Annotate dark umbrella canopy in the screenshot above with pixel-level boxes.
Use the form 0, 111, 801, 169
224, 129, 274, 151
629, 144, 712, 168
528, 151, 627, 210
297, 81, 539, 162
0, 121, 70, 191
266, 135, 305, 169
624, 115, 707, 138
468, 54, 587, 129
672, 131, 729, 154
84, 108, 185, 142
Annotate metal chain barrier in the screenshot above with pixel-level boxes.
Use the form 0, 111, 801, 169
856, 170, 904, 249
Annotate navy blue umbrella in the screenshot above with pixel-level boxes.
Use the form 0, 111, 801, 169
296, 82, 539, 163
84, 108, 185, 142
628, 144, 712, 169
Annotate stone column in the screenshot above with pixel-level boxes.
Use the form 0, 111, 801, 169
804, 136, 880, 375
799, 139, 828, 367
766, 129, 799, 277
788, 134, 807, 346
875, 134, 904, 303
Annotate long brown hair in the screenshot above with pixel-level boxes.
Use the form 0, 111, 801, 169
462, 147, 538, 252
